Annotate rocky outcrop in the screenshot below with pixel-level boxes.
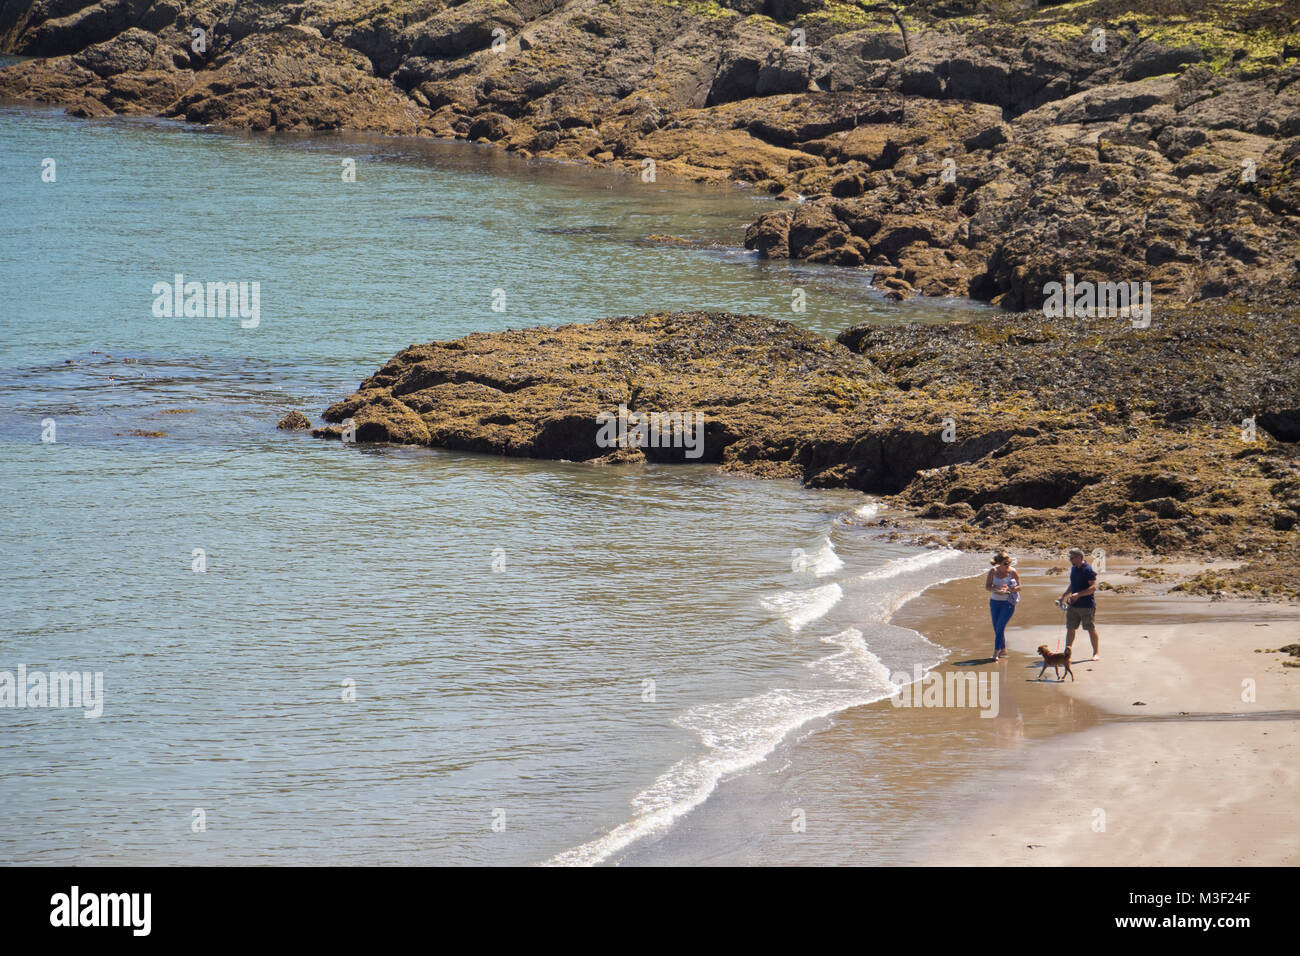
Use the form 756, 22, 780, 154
836, 304, 1300, 431
277, 410, 311, 430
314, 311, 907, 478
3, 1, 1298, 308
308, 308, 1300, 592
169, 26, 427, 133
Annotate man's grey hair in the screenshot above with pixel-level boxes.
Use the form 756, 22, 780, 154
1068, 547, 1085, 558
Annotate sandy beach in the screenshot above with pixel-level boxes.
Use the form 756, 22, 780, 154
896, 559, 1300, 867
606, 553, 1299, 866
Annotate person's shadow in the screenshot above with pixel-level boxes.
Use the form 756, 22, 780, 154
953, 657, 999, 666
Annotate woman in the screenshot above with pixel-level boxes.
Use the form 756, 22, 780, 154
985, 551, 1020, 661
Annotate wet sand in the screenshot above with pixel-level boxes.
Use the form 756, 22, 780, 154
897, 560, 1300, 866
618, 557, 1299, 865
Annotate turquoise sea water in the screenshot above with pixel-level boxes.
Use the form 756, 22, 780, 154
0, 101, 986, 865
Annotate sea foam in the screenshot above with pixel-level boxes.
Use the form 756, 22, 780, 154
546, 628, 897, 867
796, 536, 845, 576
761, 583, 843, 633
860, 548, 961, 581
547, 548, 979, 867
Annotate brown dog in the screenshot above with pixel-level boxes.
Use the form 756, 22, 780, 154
1037, 645, 1074, 681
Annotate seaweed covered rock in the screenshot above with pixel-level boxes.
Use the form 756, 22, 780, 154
167, 26, 426, 133
276, 410, 312, 430
4, 2, 1299, 307
310, 307, 1299, 593
836, 306, 1300, 429
316, 312, 896, 472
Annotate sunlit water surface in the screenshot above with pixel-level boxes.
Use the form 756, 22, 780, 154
0, 101, 986, 864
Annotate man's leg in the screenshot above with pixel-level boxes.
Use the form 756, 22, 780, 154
1065, 627, 1077, 649
1087, 627, 1100, 660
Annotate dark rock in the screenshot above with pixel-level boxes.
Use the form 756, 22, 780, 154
1121, 42, 1205, 82
1259, 408, 1300, 443
277, 410, 312, 430
830, 173, 863, 197
71, 26, 159, 77
165, 28, 426, 134
755, 49, 809, 97
744, 209, 793, 259
468, 111, 513, 141
708, 37, 780, 105
920, 501, 976, 519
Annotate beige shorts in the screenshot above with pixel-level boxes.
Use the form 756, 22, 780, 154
1066, 606, 1096, 631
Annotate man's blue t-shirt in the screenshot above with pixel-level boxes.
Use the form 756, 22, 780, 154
1070, 562, 1097, 608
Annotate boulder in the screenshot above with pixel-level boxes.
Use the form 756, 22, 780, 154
277, 410, 312, 430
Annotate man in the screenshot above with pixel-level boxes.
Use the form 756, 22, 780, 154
1060, 547, 1100, 661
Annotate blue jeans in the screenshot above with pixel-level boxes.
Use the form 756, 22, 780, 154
990, 599, 1016, 652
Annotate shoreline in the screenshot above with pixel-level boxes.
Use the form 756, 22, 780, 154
5, 12, 1297, 866
892, 557, 1300, 866
618, 548, 1300, 866
4, 3, 1299, 307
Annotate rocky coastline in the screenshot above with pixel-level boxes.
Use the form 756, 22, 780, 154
3, 1, 1299, 305
306, 307, 1300, 600
6, 1, 1296, 595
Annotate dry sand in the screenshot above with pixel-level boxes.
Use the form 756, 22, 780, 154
896, 559, 1300, 866
616, 555, 1298, 866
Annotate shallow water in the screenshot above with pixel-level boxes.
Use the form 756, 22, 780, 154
0, 102, 987, 865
